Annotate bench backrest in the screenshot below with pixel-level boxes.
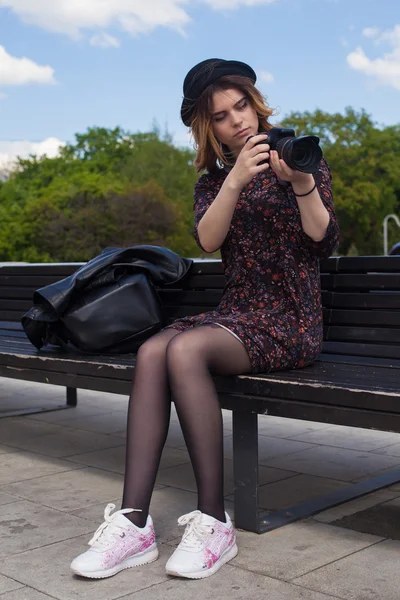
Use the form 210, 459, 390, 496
1, 256, 399, 359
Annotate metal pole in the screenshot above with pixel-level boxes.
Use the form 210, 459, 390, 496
383, 214, 400, 255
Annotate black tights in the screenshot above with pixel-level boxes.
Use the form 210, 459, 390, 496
121, 324, 252, 527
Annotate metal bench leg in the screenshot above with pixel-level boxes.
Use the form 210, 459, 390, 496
232, 410, 260, 532
66, 387, 77, 407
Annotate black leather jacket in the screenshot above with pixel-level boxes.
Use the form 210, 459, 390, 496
21, 245, 193, 351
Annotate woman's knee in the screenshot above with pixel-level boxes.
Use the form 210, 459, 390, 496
166, 331, 206, 373
136, 329, 180, 368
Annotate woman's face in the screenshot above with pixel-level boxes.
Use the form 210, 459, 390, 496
210, 88, 259, 157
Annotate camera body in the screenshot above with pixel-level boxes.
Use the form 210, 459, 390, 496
249, 127, 323, 173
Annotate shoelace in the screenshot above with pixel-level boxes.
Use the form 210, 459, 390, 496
177, 510, 214, 550
88, 503, 142, 549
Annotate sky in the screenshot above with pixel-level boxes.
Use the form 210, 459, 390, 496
0, 0, 399, 168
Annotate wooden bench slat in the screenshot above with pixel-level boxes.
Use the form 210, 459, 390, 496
322, 340, 400, 359
326, 325, 400, 345
329, 292, 400, 309
329, 309, 400, 327
335, 273, 400, 290
337, 256, 400, 272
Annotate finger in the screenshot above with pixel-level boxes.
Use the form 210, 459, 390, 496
254, 152, 269, 164
249, 144, 270, 157
279, 158, 295, 176
270, 150, 280, 170
245, 133, 269, 147
255, 162, 269, 172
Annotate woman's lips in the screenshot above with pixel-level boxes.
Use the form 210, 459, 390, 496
235, 128, 249, 137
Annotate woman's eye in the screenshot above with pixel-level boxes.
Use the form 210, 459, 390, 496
215, 116, 225, 122
239, 101, 248, 109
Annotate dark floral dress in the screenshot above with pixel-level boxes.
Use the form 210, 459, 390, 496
164, 158, 340, 374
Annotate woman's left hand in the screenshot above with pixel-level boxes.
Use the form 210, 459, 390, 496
269, 150, 312, 185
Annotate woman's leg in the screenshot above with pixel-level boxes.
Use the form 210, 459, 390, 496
166, 325, 252, 522
121, 327, 180, 527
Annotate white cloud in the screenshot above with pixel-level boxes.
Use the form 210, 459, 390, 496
90, 33, 121, 48
0, 45, 55, 86
362, 27, 380, 40
0, 0, 280, 40
259, 71, 274, 84
0, 137, 65, 170
347, 24, 400, 91
0, 0, 191, 37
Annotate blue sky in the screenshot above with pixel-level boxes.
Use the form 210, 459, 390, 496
0, 0, 399, 167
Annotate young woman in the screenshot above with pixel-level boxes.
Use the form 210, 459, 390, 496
71, 58, 339, 581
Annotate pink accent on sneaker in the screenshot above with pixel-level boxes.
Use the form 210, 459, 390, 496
200, 518, 235, 569
165, 510, 238, 579
102, 526, 156, 569
70, 504, 159, 579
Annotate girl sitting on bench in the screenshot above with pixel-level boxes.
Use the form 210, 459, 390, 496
71, 57, 339, 581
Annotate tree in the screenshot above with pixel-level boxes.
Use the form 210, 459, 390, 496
0, 127, 200, 261
282, 109, 400, 254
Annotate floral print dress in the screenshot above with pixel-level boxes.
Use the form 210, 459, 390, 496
164, 158, 340, 374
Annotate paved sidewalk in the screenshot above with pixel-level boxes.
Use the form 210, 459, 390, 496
0, 378, 399, 600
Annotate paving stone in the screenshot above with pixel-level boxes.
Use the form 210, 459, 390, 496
0, 574, 24, 595
313, 489, 400, 523
0, 419, 67, 446
0, 499, 94, 559
119, 564, 337, 600
372, 441, 400, 457
65, 445, 190, 474
290, 426, 400, 452
330, 497, 400, 540
0, 588, 56, 599
0, 380, 64, 403
156, 459, 296, 496
257, 416, 332, 438
228, 473, 350, 510
223, 435, 318, 462
2, 467, 124, 512
0, 451, 81, 485
4, 428, 125, 459
0, 492, 18, 507
0, 445, 16, 456
294, 539, 400, 600
26, 404, 116, 425
262, 446, 400, 481
52, 411, 130, 435
232, 519, 381, 580
0, 536, 170, 600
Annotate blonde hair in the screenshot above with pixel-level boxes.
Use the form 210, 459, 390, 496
189, 74, 275, 173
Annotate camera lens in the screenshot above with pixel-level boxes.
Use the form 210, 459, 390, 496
277, 136, 322, 173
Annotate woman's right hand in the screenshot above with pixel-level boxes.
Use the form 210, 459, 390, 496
228, 134, 270, 190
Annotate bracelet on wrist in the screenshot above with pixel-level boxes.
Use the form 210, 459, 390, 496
293, 183, 317, 197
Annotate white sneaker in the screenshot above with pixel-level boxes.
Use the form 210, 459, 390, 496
70, 503, 158, 579
165, 510, 238, 579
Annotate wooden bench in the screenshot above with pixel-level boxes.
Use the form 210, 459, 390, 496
1, 256, 400, 533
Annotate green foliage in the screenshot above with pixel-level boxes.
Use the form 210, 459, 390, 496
281, 108, 400, 254
0, 127, 200, 261
1, 114, 399, 262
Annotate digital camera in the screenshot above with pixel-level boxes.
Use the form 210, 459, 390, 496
249, 127, 323, 173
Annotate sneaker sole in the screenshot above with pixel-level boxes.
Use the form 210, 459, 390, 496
166, 542, 238, 580
71, 546, 159, 579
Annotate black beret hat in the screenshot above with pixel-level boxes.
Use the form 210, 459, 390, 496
180, 58, 257, 126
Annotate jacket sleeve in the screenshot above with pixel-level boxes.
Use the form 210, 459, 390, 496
193, 173, 219, 252
296, 158, 340, 259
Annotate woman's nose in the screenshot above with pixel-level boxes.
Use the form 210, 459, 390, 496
231, 114, 243, 127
